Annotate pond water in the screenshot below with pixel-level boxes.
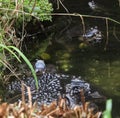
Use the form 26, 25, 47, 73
46, 35, 120, 117
2, 0, 120, 117
23, 16, 120, 116
21, 0, 120, 117
46, 0, 120, 117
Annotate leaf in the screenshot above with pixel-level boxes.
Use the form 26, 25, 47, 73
103, 99, 112, 118
0, 44, 21, 62
8, 46, 38, 89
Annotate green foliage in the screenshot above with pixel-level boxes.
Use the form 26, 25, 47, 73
24, 0, 53, 21
103, 99, 112, 118
0, 44, 21, 62
0, 0, 53, 21
0, 0, 53, 86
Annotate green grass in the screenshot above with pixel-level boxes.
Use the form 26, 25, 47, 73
0, 44, 38, 89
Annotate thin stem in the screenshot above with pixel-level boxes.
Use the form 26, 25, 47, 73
78, 14, 86, 35
0, 8, 120, 25
104, 18, 109, 51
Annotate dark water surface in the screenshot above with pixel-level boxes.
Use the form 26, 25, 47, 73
47, 37, 120, 117
23, 0, 120, 117
46, 0, 120, 117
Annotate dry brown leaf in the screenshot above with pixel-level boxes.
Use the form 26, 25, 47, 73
0, 103, 8, 117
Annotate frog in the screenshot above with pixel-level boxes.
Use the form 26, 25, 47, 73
79, 26, 103, 45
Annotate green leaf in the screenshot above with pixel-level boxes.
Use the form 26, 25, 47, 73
106, 99, 112, 112
0, 44, 21, 62
103, 99, 112, 118
8, 46, 38, 89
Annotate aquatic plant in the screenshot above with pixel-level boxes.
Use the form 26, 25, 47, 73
103, 99, 112, 118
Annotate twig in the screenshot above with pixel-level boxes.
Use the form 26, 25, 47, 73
78, 14, 86, 36
104, 18, 109, 51
0, 8, 120, 25
27, 86, 32, 108
21, 82, 25, 104
58, 0, 69, 13
113, 26, 120, 42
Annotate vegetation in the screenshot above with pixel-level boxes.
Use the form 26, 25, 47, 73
0, 0, 53, 85
0, 87, 112, 118
0, 44, 38, 88
0, 0, 53, 21
103, 99, 112, 118
0, 0, 119, 117
0, 89, 102, 118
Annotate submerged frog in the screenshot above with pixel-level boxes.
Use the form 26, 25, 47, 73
88, 0, 120, 16
65, 78, 105, 107
88, 0, 100, 11
79, 26, 103, 45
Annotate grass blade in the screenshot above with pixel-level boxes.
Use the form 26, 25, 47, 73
0, 44, 21, 62
8, 46, 38, 89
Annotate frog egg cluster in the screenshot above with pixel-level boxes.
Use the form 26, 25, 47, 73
8, 73, 62, 105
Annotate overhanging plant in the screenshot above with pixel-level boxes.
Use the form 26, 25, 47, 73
0, 44, 38, 89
